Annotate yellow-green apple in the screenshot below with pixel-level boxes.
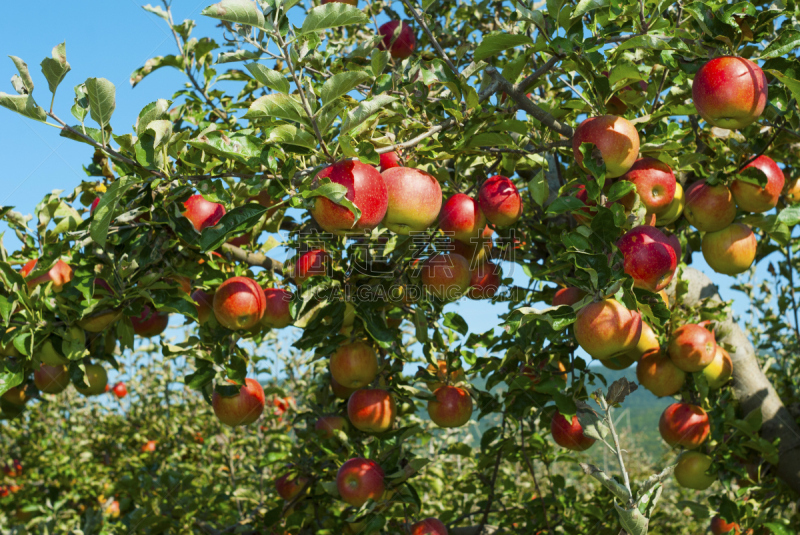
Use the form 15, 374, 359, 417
439, 194, 486, 244
330, 341, 379, 389
378, 21, 416, 60
467, 262, 502, 299
331, 376, 357, 399
692, 56, 767, 130
572, 115, 640, 178
262, 288, 293, 328
784, 177, 800, 203
212, 378, 265, 427
674, 451, 716, 490
191, 289, 214, 325
315, 415, 347, 438
311, 160, 388, 234
711, 516, 741, 535
78, 309, 123, 333
34, 363, 70, 394
619, 158, 677, 215
617, 225, 677, 292
478, 175, 522, 227
552, 286, 586, 307
112, 381, 127, 399
131, 305, 169, 337
551, 412, 595, 451
381, 167, 442, 234
574, 299, 642, 360
293, 249, 330, 283
624, 321, 659, 360
684, 181, 737, 232
521, 359, 568, 387
347, 388, 396, 433
213, 276, 266, 330
182, 194, 225, 232
336, 458, 385, 507
379, 150, 401, 172
76, 364, 109, 396
659, 402, 710, 449
275, 473, 309, 500
411, 518, 448, 535
732, 155, 785, 212
427, 386, 473, 428
636, 349, 686, 397
702, 223, 757, 275
420, 253, 472, 300
600, 354, 637, 370
39, 338, 68, 365
668, 323, 717, 372
655, 182, 685, 226
702, 346, 733, 389
21, 258, 73, 291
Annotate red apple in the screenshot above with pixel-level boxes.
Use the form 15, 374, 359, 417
428, 386, 473, 428
668, 323, 717, 372
212, 378, 265, 427
674, 451, 716, 490
213, 276, 266, 330
784, 177, 800, 203
191, 289, 214, 325
330, 341, 379, 389
572, 115, 640, 178
478, 175, 522, 227
331, 376, 357, 400
552, 286, 586, 306
311, 160, 388, 235
131, 305, 169, 337
1, 385, 29, 406
636, 349, 686, 397
659, 403, 710, 449
619, 158, 676, 215
665, 232, 681, 262
381, 167, 442, 234
76, 363, 108, 396
21, 258, 73, 291
378, 21, 416, 60
275, 472, 309, 501
336, 458, 385, 507
315, 415, 347, 438
294, 249, 330, 283
702, 223, 757, 275
439, 194, 486, 244
467, 262, 501, 299
702, 346, 733, 389
34, 363, 70, 394
574, 299, 642, 360
348, 388, 396, 433
141, 440, 157, 453
711, 516, 741, 535
600, 353, 637, 370
684, 181, 737, 232
262, 288, 293, 328
420, 253, 472, 301
732, 155, 785, 212
551, 412, 595, 451
379, 150, 401, 172
112, 381, 128, 399
411, 518, 448, 535
617, 225, 677, 292
692, 56, 767, 130
183, 194, 225, 232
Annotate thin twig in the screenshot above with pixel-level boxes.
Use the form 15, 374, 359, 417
478, 416, 506, 532
516, 55, 564, 95
600, 396, 632, 499
521, 422, 552, 534
738, 121, 783, 170
398, 0, 459, 75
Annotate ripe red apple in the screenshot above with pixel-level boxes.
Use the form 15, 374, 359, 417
702, 346, 733, 389
659, 403, 710, 449
574, 299, 643, 360
315, 415, 347, 438
665, 232, 681, 262
294, 249, 330, 283
261, 288, 293, 329
336, 458, 385, 507
478, 175, 522, 227
213, 276, 266, 330
112, 381, 128, 399
131, 305, 169, 337
191, 289, 214, 325
381, 167, 442, 234
331, 376, 357, 400
423, 360, 467, 391
311, 160, 388, 234
183, 194, 225, 232
21, 258, 73, 291
420, 253, 472, 300
702, 223, 757, 275
684, 180, 737, 232
34, 363, 70, 394
428, 386, 473, 428
379, 150, 401, 172
439, 194, 486, 244
467, 262, 502, 299
619, 158, 676, 215
275, 472, 309, 500
617, 225, 677, 292
76, 363, 108, 396
668, 323, 717, 372
141, 440, 157, 453
378, 21, 416, 60
636, 349, 686, 397
551, 412, 595, 451
711, 516, 741, 535
655, 182, 685, 227
552, 286, 586, 306
212, 378, 265, 427
411, 518, 448, 535
674, 451, 716, 490
348, 388, 396, 433
330, 341, 379, 389
572, 115, 640, 178
732, 155, 785, 212
692, 56, 767, 130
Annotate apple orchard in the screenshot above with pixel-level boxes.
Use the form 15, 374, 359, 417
2, 0, 800, 533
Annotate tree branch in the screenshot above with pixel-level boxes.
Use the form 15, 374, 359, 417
220, 243, 284, 274
399, 0, 459, 75
516, 54, 564, 95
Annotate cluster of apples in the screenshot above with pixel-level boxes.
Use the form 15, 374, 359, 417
0, 460, 23, 502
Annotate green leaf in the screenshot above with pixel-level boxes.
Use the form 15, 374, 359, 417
616, 34, 673, 51
60, 125, 104, 146
466, 132, 515, 148
528, 170, 549, 207
573, 0, 607, 19
717, 2, 756, 26
244, 93, 307, 124
321, 71, 371, 106
0, 93, 47, 123
245, 63, 290, 94
761, 30, 800, 59
130, 55, 184, 88
9, 56, 34, 94
71, 83, 89, 122
301, 180, 362, 225
142, 4, 170, 21
546, 196, 584, 214
766, 70, 800, 103
474, 32, 532, 61
340, 94, 397, 135
266, 125, 317, 149
298, 3, 369, 35
136, 99, 172, 136
777, 205, 800, 226
146, 119, 173, 149
764, 523, 792, 535
443, 312, 469, 335
90, 176, 137, 248
372, 49, 390, 76
201, 0, 265, 28
0, 370, 23, 399
187, 131, 264, 164
200, 203, 268, 252
676, 500, 712, 519
216, 49, 260, 64
614, 503, 648, 535
40, 43, 71, 97
84, 77, 116, 129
